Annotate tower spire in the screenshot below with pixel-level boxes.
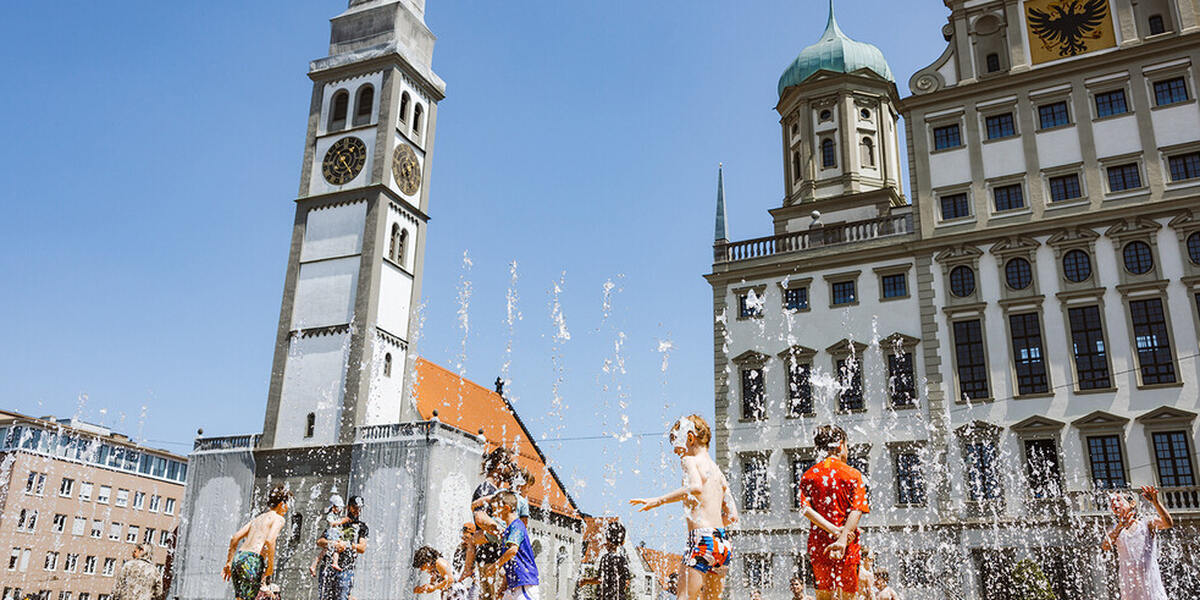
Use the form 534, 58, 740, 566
714, 163, 728, 243
824, 0, 843, 38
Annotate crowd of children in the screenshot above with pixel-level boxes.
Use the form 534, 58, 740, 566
410, 414, 1178, 600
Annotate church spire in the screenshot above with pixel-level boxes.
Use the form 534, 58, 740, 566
714, 163, 728, 243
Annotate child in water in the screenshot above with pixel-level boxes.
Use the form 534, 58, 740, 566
1101, 485, 1173, 600
309, 494, 350, 576
413, 546, 455, 597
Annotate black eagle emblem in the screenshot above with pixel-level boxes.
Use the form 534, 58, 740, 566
1027, 0, 1109, 57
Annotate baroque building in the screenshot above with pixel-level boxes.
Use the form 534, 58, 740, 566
708, 2, 1200, 599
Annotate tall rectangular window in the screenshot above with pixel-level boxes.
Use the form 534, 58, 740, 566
1095, 89, 1129, 117
1024, 438, 1062, 498
888, 353, 916, 407
784, 287, 808, 311
831, 281, 856, 306
96, 486, 110, 505
1154, 77, 1189, 106
1068, 306, 1111, 390
933, 124, 962, 150
58, 478, 74, 498
1168, 152, 1200, 181
1009, 312, 1048, 395
837, 358, 864, 411
940, 193, 970, 220
78, 482, 92, 502
953, 320, 990, 400
985, 113, 1016, 139
993, 184, 1025, 211
1107, 164, 1142, 191
742, 456, 769, 511
964, 441, 1001, 501
1037, 101, 1070, 129
1087, 435, 1127, 489
1129, 298, 1176, 385
743, 554, 773, 590
90, 520, 102, 539
895, 451, 926, 505
71, 517, 85, 537
787, 363, 813, 417
1152, 431, 1196, 487
881, 273, 908, 298
102, 558, 116, 577
83, 556, 96, 575
114, 489, 129, 508
792, 456, 816, 509
1048, 174, 1083, 202
741, 368, 765, 420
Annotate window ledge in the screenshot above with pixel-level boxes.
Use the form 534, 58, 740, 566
1014, 392, 1055, 400
954, 396, 995, 405
983, 135, 1020, 144
930, 145, 966, 155
889, 402, 919, 410
894, 502, 929, 509
1164, 178, 1200, 192
880, 294, 911, 302
989, 208, 1033, 221
1137, 381, 1184, 391
738, 417, 768, 424
935, 216, 977, 228
1075, 386, 1119, 395
1045, 198, 1089, 210
784, 307, 812, 314
1093, 112, 1133, 123
830, 301, 860, 308
785, 413, 817, 420
1104, 189, 1152, 201
1036, 123, 1075, 134
1151, 98, 1196, 111
837, 408, 869, 415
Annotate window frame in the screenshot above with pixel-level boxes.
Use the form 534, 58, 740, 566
1007, 310, 1050, 397
1093, 88, 1130, 119
1065, 302, 1115, 392
824, 271, 861, 308
733, 284, 767, 320
778, 346, 817, 418
820, 137, 837, 169
1047, 172, 1085, 203
951, 318, 991, 402
1150, 431, 1196, 487
1167, 151, 1200, 182
889, 442, 927, 507
1036, 100, 1071, 130
984, 112, 1017, 141
1125, 295, 1179, 387
932, 123, 963, 151
874, 264, 911, 302
991, 182, 1026, 213
779, 278, 812, 313
1105, 162, 1144, 193
739, 452, 771, 513
1152, 75, 1190, 107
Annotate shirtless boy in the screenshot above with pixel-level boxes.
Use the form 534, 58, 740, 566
799, 425, 869, 600
223, 485, 292, 600
873, 570, 898, 600
629, 415, 736, 600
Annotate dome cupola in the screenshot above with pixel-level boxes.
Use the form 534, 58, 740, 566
777, 1, 894, 96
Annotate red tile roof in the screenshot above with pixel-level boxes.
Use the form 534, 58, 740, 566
581, 516, 621, 563
413, 358, 580, 519
637, 547, 683, 590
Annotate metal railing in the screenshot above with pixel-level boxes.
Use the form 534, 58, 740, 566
715, 212, 914, 263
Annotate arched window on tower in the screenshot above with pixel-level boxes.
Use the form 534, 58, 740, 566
985, 53, 1001, 73
413, 104, 424, 140
399, 92, 410, 124
860, 137, 875, 167
397, 229, 409, 264
304, 413, 315, 438
328, 90, 349, 131
384, 353, 392, 377
389, 224, 402, 262
821, 138, 836, 169
353, 84, 374, 127
792, 151, 802, 181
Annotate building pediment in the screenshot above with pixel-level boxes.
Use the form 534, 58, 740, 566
1010, 415, 1066, 434
934, 244, 984, 264
881, 332, 920, 351
825, 338, 868, 357
1105, 216, 1161, 241
1135, 406, 1198, 427
955, 420, 1002, 439
988, 235, 1040, 257
731, 349, 771, 366
777, 345, 818, 360
1071, 410, 1130, 431
1046, 227, 1100, 252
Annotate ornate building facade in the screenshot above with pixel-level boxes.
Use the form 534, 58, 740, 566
709, 2, 1200, 599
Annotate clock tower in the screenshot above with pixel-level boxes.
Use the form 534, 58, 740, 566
259, 0, 445, 449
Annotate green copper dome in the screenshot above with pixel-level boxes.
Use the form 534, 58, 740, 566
777, 2, 894, 96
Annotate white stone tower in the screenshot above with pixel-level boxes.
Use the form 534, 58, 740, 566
259, 0, 445, 449
773, 2, 904, 232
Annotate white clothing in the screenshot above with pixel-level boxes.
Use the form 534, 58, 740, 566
501, 585, 540, 600
445, 580, 477, 600
1115, 518, 1168, 600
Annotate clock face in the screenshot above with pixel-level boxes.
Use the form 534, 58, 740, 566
392, 144, 422, 196
322, 137, 367, 185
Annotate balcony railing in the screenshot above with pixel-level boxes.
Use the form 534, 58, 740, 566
1068, 486, 1200, 516
715, 212, 914, 263
193, 434, 260, 452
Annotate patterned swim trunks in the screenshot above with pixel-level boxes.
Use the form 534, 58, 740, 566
684, 528, 731, 573
231, 550, 264, 600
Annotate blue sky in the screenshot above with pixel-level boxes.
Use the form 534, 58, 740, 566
0, 1, 948, 549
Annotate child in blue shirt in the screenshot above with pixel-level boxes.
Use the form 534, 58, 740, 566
483, 491, 539, 600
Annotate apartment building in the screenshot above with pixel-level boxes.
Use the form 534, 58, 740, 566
0, 411, 186, 600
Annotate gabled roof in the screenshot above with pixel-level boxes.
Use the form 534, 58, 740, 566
413, 358, 580, 519
637, 546, 683, 590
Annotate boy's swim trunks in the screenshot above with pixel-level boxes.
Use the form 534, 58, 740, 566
684, 528, 731, 573
231, 550, 264, 600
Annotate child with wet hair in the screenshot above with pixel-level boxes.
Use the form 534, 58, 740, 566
629, 415, 737, 600
413, 546, 455, 597
873, 570, 897, 600
1101, 486, 1173, 600
308, 495, 350, 577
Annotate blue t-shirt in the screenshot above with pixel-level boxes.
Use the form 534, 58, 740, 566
501, 518, 539, 588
